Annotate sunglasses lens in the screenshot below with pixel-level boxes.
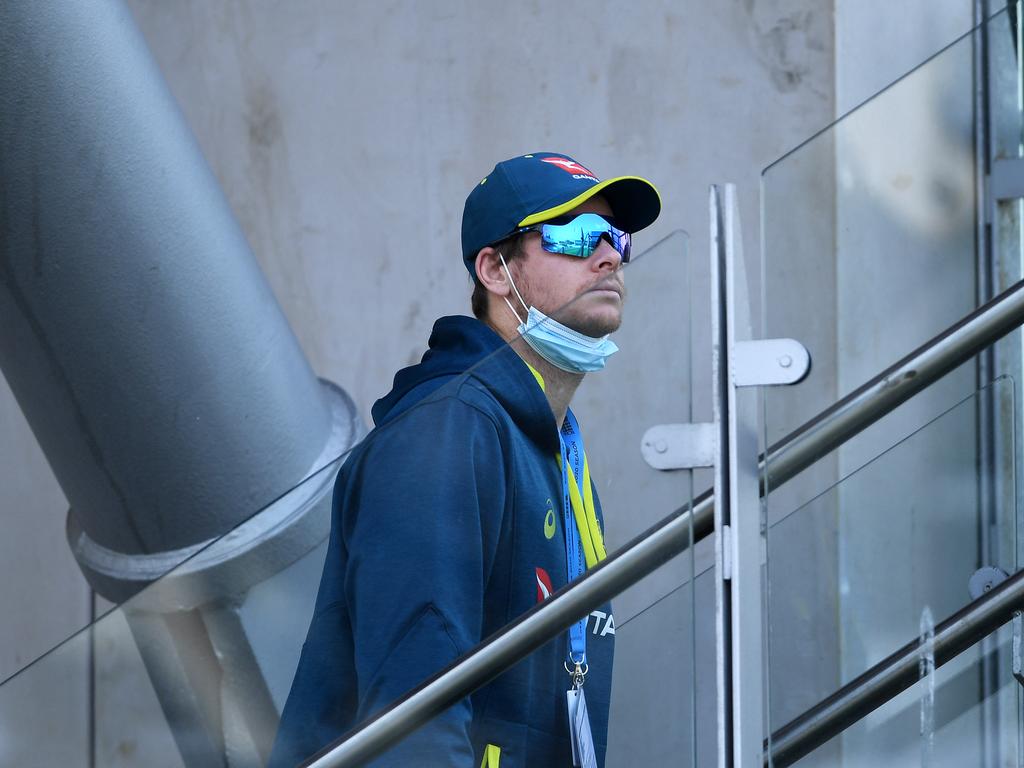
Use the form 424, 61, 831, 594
539, 214, 631, 263
616, 231, 631, 263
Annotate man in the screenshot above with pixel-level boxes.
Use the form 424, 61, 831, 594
270, 152, 660, 768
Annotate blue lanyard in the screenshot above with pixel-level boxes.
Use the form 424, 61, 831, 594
559, 408, 588, 671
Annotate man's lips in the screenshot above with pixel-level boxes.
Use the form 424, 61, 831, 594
587, 284, 624, 299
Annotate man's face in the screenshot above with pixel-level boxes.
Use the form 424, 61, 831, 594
506, 195, 626, 338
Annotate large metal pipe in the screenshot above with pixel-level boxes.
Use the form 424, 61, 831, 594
0, 0, 358, 598
0, 1, 362, 765
766, 567, 1024, 766
310, 273, 1024, 766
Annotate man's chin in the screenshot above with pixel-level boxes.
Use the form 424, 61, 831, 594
578, 319, 621, 337
551, 309, 622, 338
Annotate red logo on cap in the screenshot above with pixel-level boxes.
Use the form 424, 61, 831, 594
536, 567, 554, 602
540, 157, 597, 178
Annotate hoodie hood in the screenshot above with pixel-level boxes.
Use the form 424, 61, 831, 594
371, 315, 558, 452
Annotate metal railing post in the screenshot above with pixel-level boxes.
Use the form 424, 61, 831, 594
709, 184, 809, 766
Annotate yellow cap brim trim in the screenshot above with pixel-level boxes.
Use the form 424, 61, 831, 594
517, 175, 661, 228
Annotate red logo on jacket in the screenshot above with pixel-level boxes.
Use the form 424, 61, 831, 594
535, 567, 554, 602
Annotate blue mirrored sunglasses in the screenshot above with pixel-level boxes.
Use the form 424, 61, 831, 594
517, 212, 632, 263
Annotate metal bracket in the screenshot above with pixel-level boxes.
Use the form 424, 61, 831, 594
641, 338, 809, 472
640, 423, 716, 470
720, 524, 733, 581
733, 339, 810, 387
1013, 612, 1024, 689
968, 566, 1009, 600
990, 157, 1024, 201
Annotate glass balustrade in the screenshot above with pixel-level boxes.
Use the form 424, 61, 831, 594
0, 231, 694, 768
760, 7, 1024, 766
765, 378, 1018, 766
760, 4, 1022, 515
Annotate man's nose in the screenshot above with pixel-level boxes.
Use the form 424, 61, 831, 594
592, 238, 622, 272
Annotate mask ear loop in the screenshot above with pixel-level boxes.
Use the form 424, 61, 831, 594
498, 252, 530, 326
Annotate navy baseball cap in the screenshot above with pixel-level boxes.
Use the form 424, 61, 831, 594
461, 151, 661, 277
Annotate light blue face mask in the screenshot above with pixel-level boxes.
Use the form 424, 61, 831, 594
499, 254, 619, 373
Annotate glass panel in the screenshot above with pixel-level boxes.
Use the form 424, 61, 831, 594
995, 2, 1024, 584
585, 231, 699, 766
0, 230, 696, 768
761, 7, 1020, 512
608, 557, 716, 768
0, 458, 341, 768
765, 378, 1018, 766
990, 1, 1024, 168
762, 9, 1024, 764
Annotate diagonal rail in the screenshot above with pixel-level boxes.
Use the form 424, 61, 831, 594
761, 277, 1024, 492
304, 276, 1024, 768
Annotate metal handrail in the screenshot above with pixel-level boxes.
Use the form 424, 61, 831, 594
766, 567, 1024, 766
764, 277, 1024, 490
305, 275, 1024, 768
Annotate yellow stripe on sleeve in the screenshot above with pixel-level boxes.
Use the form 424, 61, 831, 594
480, 743, 501, 768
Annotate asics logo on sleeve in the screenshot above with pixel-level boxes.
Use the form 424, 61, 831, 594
543, 498, 556, 539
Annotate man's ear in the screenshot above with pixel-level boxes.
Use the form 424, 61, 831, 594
474, 246, 511, 298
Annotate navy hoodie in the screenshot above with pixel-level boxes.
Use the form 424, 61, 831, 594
269, 316, 615, 768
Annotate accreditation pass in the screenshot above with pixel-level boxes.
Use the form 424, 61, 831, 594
566, 688, 598, 768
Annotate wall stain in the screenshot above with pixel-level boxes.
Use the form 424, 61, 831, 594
245, 82, 282, 151
891, 173, 913, 191
608, 46, 665, 150
743, 4, 827, 97
403, 300, 422, 332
